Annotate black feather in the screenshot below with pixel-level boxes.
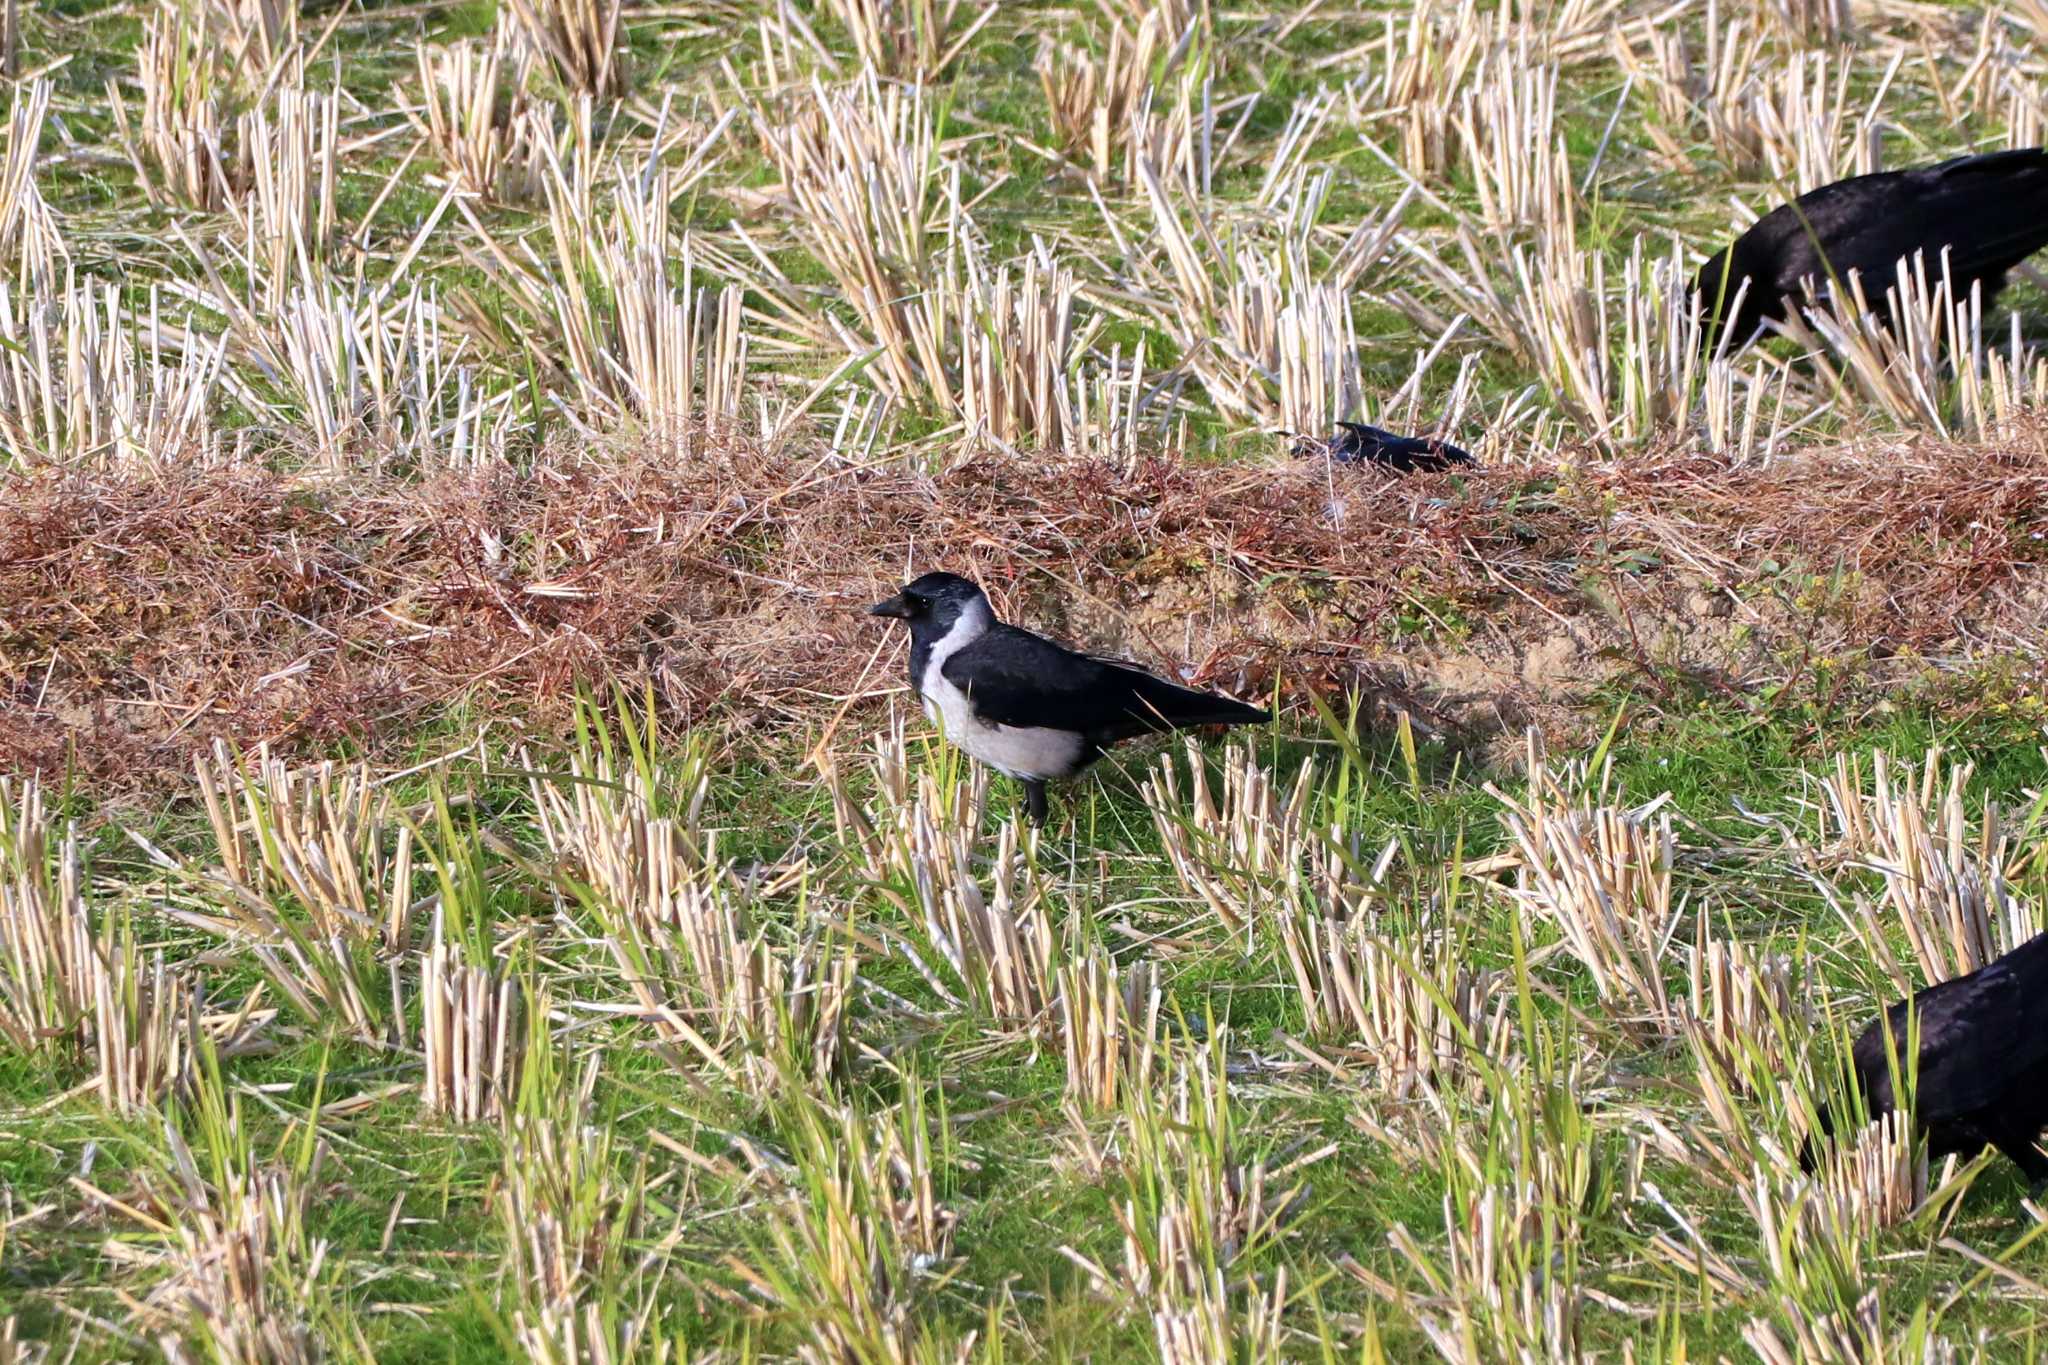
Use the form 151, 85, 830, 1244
1302, 421, 1473, 472
943, 625, 1269, 744
1806, 932, 2048, 1190
1696, 149, 2048, 351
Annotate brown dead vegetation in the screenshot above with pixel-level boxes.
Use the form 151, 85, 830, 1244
2, 428, 2045, 791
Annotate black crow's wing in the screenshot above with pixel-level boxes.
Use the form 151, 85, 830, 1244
1786, 151, 2048, 291
1907, 151, 2048, 281
943, 624, 1268, 741
1330, 423, 1472, 472
1858, 934, 2048, 1121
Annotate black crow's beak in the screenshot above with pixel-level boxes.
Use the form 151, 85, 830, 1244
867, 593, 912, 619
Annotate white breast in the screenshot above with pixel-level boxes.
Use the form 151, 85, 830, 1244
918, 609, 1087, 782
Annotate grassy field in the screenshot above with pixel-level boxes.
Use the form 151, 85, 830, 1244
5, 0, 2048, 1359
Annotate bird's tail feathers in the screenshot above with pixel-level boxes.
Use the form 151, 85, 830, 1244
1124, 674, 1270, 730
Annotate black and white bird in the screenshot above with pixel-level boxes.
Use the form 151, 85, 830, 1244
1295, 421, 1472, 473
1802, 931, 2048, 1194
1695, 148, 2048, 353
866, 572, 1270, 826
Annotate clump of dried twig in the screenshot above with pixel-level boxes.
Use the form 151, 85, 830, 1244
9, 431, 2046, 792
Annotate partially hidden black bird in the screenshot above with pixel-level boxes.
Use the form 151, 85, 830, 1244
1695, 148, 2048, 352
1297, 421, 1473, 472
866, 572, 1270, 826
1801, 931, 2048, 1194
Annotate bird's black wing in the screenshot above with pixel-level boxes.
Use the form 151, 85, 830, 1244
1858, 934, 2048, 1121
1329, 423, 1472, 472
943, 624, 1267, 741
1783, 152, 2048, 291
1907, 150, 2048, 281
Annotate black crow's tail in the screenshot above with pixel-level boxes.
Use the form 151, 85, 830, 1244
1120, 671, 1270, 733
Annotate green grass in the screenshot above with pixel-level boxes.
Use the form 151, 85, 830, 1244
7, 683, 2048, 1357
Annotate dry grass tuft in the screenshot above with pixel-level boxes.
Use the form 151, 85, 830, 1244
133, 745, 403, 1045
0, 272, 223, 471
1491, 735, 1683, 1037
130, 1060, 330, 1362
419, 913, 518, 1122
0, 777, 94, 1053
549, 736, 853, 1095
815, 0, 997, 81
1816, 747, 2042, 991
498, 1038, 656, 1359
1, 779, 198, 1109
1369, 1043, 1604, 1363
93, 925, 199, 1115
506, 0, 621, 100
1056, 950, 1160, 1113
410, 24, 544, 202
1145, 739, 1378, 935
1109, 1035, 1308, 1358
1281, 913, 1507, 1097
1036, 11, 1189, 182
193, 742, 413, 955
825, 725, 1057, 1026
737, 1085, 962, 1364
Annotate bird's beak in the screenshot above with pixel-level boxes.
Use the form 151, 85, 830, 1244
867, 593, 912, 619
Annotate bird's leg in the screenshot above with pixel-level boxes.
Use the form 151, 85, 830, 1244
1022, 780, 1049, 828
1997, 1134, 2048, 1194
1969, 1113, 2048, 1199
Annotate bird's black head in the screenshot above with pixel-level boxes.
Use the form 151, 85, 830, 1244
866, 572, 990, 636
1693, 245, 1766, 355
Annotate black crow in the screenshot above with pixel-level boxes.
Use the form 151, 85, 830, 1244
1296, 421, 1473, 472
1802, 931, 2048, 1193
1695, 148, 2048, 352
866, 572, 1269, 826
